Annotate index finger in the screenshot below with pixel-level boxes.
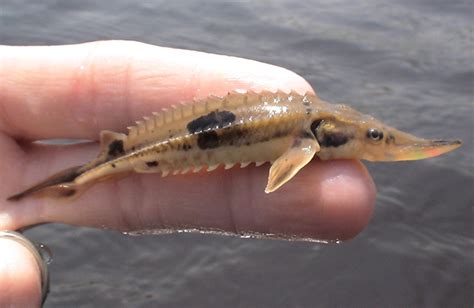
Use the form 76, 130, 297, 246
0, 40, 313, 141
0, 41, 376, 241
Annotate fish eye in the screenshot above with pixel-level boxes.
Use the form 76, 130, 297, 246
367, 128, 384, 141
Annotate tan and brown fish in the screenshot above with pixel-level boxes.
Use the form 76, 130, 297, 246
7, 90, 461, 201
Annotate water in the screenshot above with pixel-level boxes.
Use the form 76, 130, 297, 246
2, 0, 473, 306
126, 228, 337, 244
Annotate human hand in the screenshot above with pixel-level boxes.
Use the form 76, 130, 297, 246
0, 231, 48, 306
0, 41, 375, 304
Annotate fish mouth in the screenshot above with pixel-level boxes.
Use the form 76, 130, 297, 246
389, 138, 462, 161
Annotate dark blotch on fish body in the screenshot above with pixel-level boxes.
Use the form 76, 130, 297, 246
146, 161, 159, 167
108, 140, 125, 157
197, 131, 220, 149
220, 128, 247, 145
319, 132, 349, 147
187, 110, 236, 134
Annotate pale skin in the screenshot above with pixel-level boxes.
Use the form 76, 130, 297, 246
0, 41, 375, 305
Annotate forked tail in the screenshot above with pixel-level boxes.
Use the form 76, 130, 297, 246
7, 165, 85, 201
7, 130, 129, 202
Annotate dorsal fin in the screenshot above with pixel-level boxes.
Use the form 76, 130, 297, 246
97, 130, 128, 161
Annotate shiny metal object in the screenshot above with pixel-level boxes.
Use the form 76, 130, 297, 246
0, 230, 50, 306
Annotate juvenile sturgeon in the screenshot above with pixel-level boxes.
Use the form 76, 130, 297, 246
7, 90, 461, 201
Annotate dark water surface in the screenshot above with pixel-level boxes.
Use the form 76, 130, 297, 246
1, 1, 472, 307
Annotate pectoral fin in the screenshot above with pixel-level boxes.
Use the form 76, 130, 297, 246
265, 135, 320, 193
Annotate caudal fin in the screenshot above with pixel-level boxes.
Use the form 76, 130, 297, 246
8, 130, 128, 202
7, 165, 84, 201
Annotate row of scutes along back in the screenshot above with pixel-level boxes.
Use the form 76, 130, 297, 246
125, 90, 308, 148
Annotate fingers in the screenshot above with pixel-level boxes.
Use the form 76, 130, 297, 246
0, 237, 42, 307
2, 128, 376, 241
0, 41, 376, 241
0, 40, 312, 141
5, 140, 375, 241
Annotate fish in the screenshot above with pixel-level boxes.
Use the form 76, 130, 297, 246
7, 90, 462, 201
